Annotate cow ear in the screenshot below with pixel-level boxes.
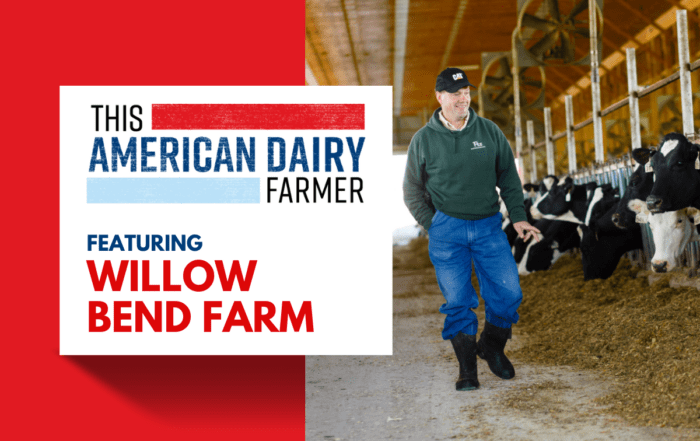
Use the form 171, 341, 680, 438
561, 178, 574, 191
628, 199, 649, 224
687, 207, 700, 225
689, 143, 700, 162
632, 148, 652, 165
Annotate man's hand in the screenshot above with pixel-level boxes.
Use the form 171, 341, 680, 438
513, 221, 541, 243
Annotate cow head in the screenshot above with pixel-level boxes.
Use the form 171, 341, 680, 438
538, 175, 559, 194
628, 199, 699, 272
612, 151, 654, 229
531, 176, 574, 219
646, 133, 700, 213
523, 183, 538, 201
584, 184, 619, 233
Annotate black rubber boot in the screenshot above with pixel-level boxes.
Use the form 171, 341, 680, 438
450, 332, 479, 391
477, 321, 515, 380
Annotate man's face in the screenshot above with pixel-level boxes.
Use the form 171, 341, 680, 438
436, 87, 471, 122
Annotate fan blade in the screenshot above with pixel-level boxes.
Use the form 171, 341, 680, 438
484, 76, 509, 88
529, 30, 560, 58
545, 0, 561, 22
499, 57, 512, 79
523, 80, 543, 88
566, 0, 589, 21
494, 86, 513, 105
573, 27, 590, 38
561, 33, 576, 63
521, 13, 557, 32
667, 100, 682, 116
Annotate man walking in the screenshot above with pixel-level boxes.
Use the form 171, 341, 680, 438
403, 67, 540, 391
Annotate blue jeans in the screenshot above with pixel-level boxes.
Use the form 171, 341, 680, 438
428, 211, 522, 340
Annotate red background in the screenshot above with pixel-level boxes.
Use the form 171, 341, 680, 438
4, 1, 306, 438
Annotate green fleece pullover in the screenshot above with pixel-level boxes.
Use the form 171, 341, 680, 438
403, 107, 526, 230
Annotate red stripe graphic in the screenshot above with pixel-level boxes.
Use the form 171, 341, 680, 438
152, 104, 364, 130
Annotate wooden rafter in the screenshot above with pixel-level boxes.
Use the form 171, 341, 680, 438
602, 16, 664, 64
567, 53, 623, 85
306, 29, 332, 85
615, 0, 665, 34
340, 0, 363, 85
663, 0, 700, 24
546, 67, 576, 94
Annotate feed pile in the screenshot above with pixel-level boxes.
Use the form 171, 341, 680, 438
516, 253, 700, 428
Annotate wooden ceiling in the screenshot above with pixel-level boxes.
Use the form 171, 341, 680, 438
306, 0, 699, 128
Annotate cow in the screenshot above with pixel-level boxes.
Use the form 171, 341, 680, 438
532, 175, 620, 226
583, 183, 619, 228
578, 200, 643, 280
627, 200, 699, 273
513, 217, 580, 276
530, 176, 592, 224
523, 177, 620, 277
637, 133, 700, 213
502, 176, 559, 246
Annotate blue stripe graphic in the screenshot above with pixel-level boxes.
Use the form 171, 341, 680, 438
87, 178, 260, 203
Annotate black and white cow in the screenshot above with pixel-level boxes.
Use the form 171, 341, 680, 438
532, 175, 620, 228
513, 217, 580, 276
502, 176, 559, 246
582, 183, 619, 229
530, 176, 592, 224
578, 199, 643, 280
640, 133, 700, 213
523, 182, 539, 201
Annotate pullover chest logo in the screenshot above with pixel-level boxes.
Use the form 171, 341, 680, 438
471, 141, 486, 150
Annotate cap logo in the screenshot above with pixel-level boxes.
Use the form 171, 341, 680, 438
452, 73, 463, 81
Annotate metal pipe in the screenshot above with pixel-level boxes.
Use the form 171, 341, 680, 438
478, 86, 485, 118
544, 107, 555, 176
512, 32, 523, 159
565, 95, 577, 174
677, 10, 695, 139
527, 120, 537, 183
626, 48, 642, 152
589, 0, 604, 163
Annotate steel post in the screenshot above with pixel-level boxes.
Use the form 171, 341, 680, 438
544, 107, 555, 176
677, 10, 695, 140
626, 48, 642, 151
565, 95, 577, 174
528, 120, 537, 183
589, 0, 604, 163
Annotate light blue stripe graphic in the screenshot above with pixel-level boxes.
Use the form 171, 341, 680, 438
87, 178, 260, 203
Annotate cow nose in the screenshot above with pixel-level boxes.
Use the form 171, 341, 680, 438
647, 195, 663, 211
651, 261, 668, 273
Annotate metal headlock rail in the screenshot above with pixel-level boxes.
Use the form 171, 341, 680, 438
517, 9, 699, 272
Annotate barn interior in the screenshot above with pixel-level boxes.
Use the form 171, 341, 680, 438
305, 0, 700, 177
305, 1, 700, 435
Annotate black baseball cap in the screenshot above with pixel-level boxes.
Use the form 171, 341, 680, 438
435, 67, 476, 93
